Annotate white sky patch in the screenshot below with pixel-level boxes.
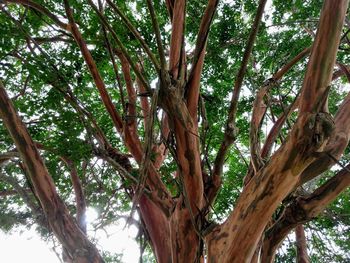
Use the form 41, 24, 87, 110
0, 207, 140, 263
0, 228, 61, 263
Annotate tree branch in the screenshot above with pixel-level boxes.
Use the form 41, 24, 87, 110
261, 163, 350, 262
87, 0, 152, 92
64, 0, 124, 133
299, 1, 347, 113
187, 0, 218, 85
206, 2, 348, 261
295, 225, 310, 263
60, 156, 87, 234
0, 81, 103, 262
169, 0, 186, 80
105, 0, 160, 72
3, 0, 70, 31
208, 0, 268, 206
146, 0, 167, 71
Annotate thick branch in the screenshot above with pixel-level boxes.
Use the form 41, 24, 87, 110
299, 88, 350, 185
0, 81, 103, 262
299, 1, 347, 113
169, 0, 186, 79
295, 225, 309, 263
261, 163, 350, 262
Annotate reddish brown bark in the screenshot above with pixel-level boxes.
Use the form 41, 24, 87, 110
169, 0, 186, 79
209, 0, 268, 209
206, 1, 348, 262
295, 225, 309, 263
0, 81, 103, 263
3, 1, 350, 262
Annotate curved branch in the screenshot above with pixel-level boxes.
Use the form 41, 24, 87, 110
261, 163, 350, 262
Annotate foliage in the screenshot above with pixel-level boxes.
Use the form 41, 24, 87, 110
0, 0, 350, 262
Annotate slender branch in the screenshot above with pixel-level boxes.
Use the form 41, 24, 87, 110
224, 0, 268, 136
64, 0, 124, 133
146, 0, 167, 70
131, 88, 158, 215
87, 0, 152, 92
99, 7, 126, 113
0, 151, 19, 166
3, 0, 70, 31
208, 0, 267, 205
165, 0, 175, 21
261, 96, 299, 159
60, 156, 87, 234
188, 0, 219, 83
105, 0, 160, 72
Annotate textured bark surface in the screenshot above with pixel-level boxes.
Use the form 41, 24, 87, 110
0, 81, 104, 263
2, 0, 350, 262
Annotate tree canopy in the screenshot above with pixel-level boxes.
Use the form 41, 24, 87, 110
0, 0, 350, 262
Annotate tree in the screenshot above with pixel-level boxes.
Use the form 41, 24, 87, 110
0, 0, 350, 262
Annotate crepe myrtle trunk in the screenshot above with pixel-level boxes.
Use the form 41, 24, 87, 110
1, 0, 349, 262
